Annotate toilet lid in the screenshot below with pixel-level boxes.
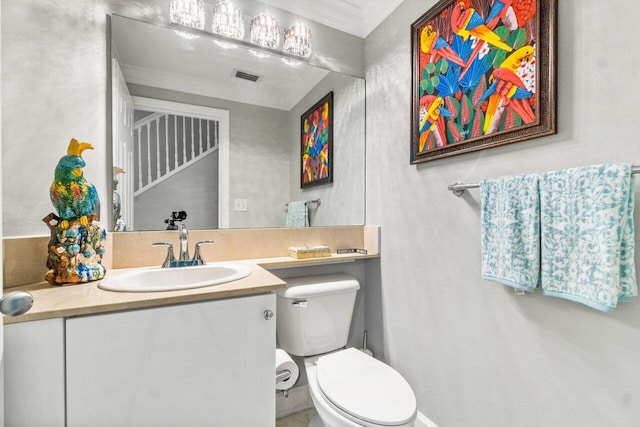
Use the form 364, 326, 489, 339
316, 348, 416, 426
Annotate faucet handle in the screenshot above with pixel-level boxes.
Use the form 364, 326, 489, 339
193, 240, 215, 265
152, 242, 175, 268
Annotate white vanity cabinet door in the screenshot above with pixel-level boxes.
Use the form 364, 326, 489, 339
66, 293, 276, 427
4, 318, 66, 427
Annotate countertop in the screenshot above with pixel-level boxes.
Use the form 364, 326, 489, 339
4, 252, 377, 324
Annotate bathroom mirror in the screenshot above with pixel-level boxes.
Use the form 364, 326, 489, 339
110, 15, 365, 232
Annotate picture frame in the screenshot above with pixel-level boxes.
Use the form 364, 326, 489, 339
301, 91, 333, 188
410, 0, 556, 164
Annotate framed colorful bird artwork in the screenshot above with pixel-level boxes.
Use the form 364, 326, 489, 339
301, 91, 333, 188
410, 0, 556, 164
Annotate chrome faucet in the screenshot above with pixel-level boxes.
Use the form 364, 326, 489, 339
152, 242, 175, 268
178, 224, 190, 262
193, 240, 215, 265
153, 224, 215, 268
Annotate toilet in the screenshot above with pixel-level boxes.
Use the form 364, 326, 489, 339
276, 274, 417, 427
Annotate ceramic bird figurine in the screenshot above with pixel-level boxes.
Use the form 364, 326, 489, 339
45, 138, 106, 285
50, 138, 100, 228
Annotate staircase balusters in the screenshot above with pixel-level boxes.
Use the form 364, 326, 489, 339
137, 127, 142, 191
165, 114, 170, 174
133, 114, 220, 196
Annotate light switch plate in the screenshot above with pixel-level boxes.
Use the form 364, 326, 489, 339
234, 198, 248, 212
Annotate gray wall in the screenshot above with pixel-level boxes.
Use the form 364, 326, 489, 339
365, 0, 640, 426
129, 84, 291, 229
288, 73, 366, 227
134, 150, 219, 231
1, 0, 363, 237
2, 0, 111, 235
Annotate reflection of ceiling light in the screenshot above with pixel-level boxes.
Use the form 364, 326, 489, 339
281, 58, 302, 66
169, 0, 205, 39
283, 22, 312, 58
211, 1, 245, 48
250, 50, 271, 58
251, 13, 280, 51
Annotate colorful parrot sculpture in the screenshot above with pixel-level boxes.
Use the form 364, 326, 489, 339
418, 96, 453, 152
50, 138, 100, 228
420, 24, 466, 67
450, 1, 513, 53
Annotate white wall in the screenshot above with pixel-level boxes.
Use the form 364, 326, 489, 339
365, 0, 640, 426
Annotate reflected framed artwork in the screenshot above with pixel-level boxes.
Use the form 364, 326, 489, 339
301, 91, 333, 188
410, 0, 556, 164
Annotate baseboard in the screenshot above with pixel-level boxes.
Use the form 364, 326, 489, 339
415, 411, 438, 427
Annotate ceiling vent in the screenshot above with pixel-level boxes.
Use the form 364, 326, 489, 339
233, 69, 262, 83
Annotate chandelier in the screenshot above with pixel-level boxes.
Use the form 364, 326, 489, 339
167, 1, 313, 60
169, 0, 205, 39
211, 0, 245, 48
250, 13, 280, 58
251, 13, 280, 49
283, 22, 312, 59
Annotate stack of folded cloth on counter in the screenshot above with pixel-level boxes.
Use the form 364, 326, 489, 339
288, 245, 331, 259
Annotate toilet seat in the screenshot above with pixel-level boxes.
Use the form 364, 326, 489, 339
315, 348, 416, 426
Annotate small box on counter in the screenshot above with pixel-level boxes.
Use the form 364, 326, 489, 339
288, 245, 331, 259
336, 248, 368, 255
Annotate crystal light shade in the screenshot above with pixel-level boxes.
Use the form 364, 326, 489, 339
250, 13, 280, 50
169, 0, 205, 39
211, 1, 245, 42
283, 22, 312, 58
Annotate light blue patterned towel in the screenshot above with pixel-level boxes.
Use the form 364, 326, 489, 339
539, 163, 636, 312
480, 174, 540, 291
286, 201, 309, 227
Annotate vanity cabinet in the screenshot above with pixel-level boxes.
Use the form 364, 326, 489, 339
65, 293, 276, 427
5, 293, 276, 426
4, 318, 66, 427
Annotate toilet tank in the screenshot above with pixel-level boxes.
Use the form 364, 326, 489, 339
276, 274, 360, 357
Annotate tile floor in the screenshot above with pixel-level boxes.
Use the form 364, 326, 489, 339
276, 408, 317, 427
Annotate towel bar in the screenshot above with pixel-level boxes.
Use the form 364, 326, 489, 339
284, 199, 321, 207
448, 165, 640, 196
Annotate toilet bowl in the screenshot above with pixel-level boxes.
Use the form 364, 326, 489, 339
276, 274, 417, 427
305, 349, 416, 427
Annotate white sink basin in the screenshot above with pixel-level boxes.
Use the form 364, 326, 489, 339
98, 262, 252, 292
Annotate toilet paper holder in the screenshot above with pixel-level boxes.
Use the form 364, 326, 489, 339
276, 369, 292, 384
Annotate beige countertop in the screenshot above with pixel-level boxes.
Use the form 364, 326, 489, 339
4, 253, 377, 324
